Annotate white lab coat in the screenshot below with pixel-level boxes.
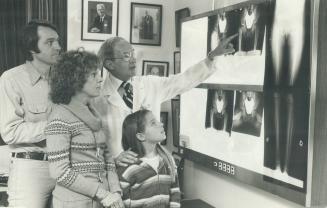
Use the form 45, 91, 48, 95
94, 59, 218, 156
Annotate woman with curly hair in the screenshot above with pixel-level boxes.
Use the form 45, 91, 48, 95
45, 49, 124, 208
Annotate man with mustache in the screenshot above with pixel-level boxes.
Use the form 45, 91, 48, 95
0, 20, 61, 208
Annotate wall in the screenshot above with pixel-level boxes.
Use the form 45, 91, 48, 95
176, 0, 307, 207
67, 0, 176, 150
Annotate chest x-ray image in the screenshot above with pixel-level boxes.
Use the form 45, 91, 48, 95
209, 12, 229, 50
237, 4, 266, 55
205, 89, 234, 134
208, 10, 240, 55
208, 3, 266, 57
232, 91, 263, 137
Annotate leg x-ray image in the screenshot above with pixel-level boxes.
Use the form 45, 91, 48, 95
205, 89, 234, 134
232, 91, 263, 137
237, 4, 266, 55
264, 90, 309, 180
264, 0, 310, 181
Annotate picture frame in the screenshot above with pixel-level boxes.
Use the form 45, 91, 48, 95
174, 51, 181, 74
175, 8, 190, 47
81, 0, 119, 41
160, 112, 169, 145
171, 98, 180, 148
142, 60, 169, 77
130, 3, 162, 46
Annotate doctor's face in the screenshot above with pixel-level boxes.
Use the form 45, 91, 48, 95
110, 40, 136, 81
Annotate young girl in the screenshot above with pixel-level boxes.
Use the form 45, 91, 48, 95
118, 109, 181, 208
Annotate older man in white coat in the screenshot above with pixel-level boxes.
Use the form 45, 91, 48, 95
95, 35, 237, 166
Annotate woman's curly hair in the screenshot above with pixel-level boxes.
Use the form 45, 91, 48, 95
49, 48, 99, 104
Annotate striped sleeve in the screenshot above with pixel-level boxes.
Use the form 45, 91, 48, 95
45, 119, 100, 198
117, 165, 133, 202
170, 158, 181, 207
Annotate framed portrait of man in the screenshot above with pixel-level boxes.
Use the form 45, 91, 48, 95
171, 98, 180, 148
130, 3, 162, 46
142, 60, 169, 77
174, 51, 181, 74
82, 0, 119, 41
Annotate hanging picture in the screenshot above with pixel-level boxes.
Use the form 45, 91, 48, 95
142, 60, 169, 77
175, 8, 190, 47
82, 0, 119, 41
171, 98, 180, 148
160, 112, 169, 145
174, 51, 181, 74
130, 3, 162, 46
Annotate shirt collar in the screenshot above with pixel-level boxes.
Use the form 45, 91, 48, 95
26, 61, 42, 86
109, 72, 124, 91
101, 69, 132, 96
61, 98, 102, 131
26, 61, 51, 86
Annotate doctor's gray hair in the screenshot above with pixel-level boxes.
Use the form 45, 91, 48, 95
97, 37, 126, 66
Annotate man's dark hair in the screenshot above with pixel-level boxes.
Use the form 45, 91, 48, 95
21, 20, 58, 61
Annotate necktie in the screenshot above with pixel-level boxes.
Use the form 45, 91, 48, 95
121, 81, 133, 109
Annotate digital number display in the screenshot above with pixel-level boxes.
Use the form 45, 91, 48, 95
213, 161, 235, 175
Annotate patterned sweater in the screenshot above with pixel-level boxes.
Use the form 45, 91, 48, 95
117, 153, 181, 208
45, 100, 121, 201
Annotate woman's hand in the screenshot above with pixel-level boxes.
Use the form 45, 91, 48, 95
115, 149, 138, 167
101, 192, 124, 208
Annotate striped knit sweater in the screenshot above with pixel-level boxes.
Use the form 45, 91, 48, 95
117, 154, 181, 208
45, 101, 121, 201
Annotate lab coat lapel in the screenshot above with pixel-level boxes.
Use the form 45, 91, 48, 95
101, 73, 132, 112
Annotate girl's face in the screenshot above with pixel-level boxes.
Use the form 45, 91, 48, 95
81, 68, 102, 98
141, 112, 166, 143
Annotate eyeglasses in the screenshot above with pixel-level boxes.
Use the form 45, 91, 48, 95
111, 50, 135, 62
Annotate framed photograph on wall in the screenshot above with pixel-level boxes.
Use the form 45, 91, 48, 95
82, 0, 119, 41
160, 112, 169, 145
174, 51, 181, 74
175, 7, 190, 47
171, 98, 180, 148
142, 60, 169, 77
130, 3, 162, 46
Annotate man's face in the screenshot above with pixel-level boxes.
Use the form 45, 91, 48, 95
109, 40, 136, 81
97, 6, 105, 16
33, 26, 61, 65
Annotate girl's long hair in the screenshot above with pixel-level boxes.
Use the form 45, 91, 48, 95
122, 109, 177, 181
